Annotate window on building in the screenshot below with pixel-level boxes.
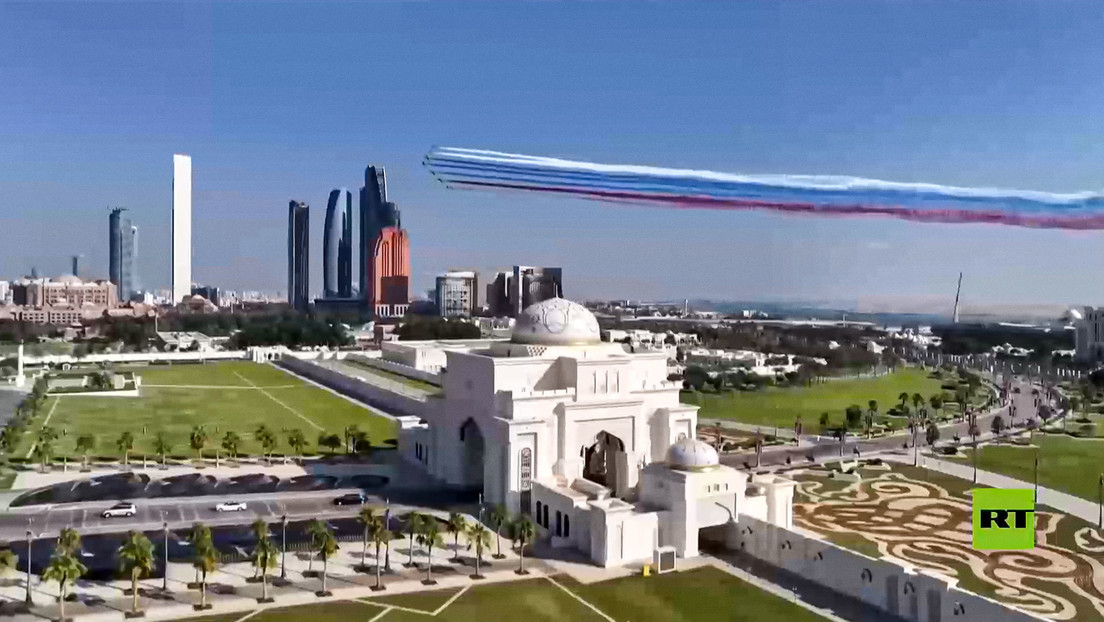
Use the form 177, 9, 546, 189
555, 511, 562, 537
536, 501, 542, 526
543, 504, 549, 528
564, 514, 570, 538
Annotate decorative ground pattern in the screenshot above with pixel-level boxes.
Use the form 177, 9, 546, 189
792, 466, 1104, 620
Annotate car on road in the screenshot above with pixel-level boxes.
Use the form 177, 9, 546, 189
214, 501, 247, 512
333, 492, 365, 506
102, 502, 136, 518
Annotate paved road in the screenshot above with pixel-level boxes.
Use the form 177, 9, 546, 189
721, 377, 1051, 470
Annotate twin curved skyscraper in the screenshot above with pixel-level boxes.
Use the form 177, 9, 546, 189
323, 188, 353, 298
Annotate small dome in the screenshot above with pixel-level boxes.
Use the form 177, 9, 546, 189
511, 298, 601, 346
55, 274, 82, 285
666, 437, 719, 472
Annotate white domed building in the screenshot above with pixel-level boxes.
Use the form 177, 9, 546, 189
399, 297, 794, 567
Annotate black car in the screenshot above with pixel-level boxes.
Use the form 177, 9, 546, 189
333, 492, 365, 506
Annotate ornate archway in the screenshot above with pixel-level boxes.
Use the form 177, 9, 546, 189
582, 431, 626, 489
459, 418, 485, 488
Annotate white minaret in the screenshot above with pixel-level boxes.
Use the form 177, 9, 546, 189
15, 342, 24, 387
172, 154, 193, 303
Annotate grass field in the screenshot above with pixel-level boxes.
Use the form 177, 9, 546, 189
958, 434, 1104, 503
15, 361, 396, 460
689, 368, 946, 432
188, 567, 825, 622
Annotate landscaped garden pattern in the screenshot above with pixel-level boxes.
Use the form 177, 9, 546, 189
14, 361, 396, 459
688, 368, 958, 432
791, 463, 1104, 620
186, 567, 825, 622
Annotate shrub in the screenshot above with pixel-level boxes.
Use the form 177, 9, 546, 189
939, 446, 958, 456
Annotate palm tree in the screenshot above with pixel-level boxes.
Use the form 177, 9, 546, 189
511, 515, 536, 575
153, 432, 171, 466
991, 415, 1006, 436
416, 517, 444, 585
251, 527, 278, 602
925, 421, 940, 449
818, 412, 830, 430
318, 433, 341, 455
912, 393, 924, 412
305, 519, 327, 575
358, 507, 382, 571
32, 437, 54, 473
404, 513, 424, 567
75, 434, 95, 469
192, 540, 218, 610
446, 512, 467, 562
189, 425, 207, 464
367, 518, 391, 591
867, 400, 878, 421
117, 531, 156, 616
286, 428, 307, 462
488, 505, 508, 559
250, 519, 268, 579
0, 550, 18, 578
187, 523, 212, 587
42, 550, 87, 621
316, 526, 338, 596
930, 394, 944, 419
466, 523, 492, 579
57, 527, 82, 557
343, 425, 360, 454
254, 424, 275, 464
898, 392, 909, 409
221, 432, 241, 461
955, 386, 970, 419
117, 433, 135, 468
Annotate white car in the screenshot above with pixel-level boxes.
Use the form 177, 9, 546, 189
215, 501, 247, 513
102, 502, 136, 518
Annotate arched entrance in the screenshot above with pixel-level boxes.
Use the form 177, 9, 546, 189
582, 431, 626, 489
459, 418, 485, 488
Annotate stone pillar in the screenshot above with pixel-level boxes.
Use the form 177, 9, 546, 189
15, 343, 25, 388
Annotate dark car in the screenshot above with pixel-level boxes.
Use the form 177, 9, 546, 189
333, 492, 366, 506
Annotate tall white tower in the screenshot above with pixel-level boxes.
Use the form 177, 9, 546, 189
172, 154, 192, 303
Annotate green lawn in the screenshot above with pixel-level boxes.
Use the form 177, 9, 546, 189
184, 568, 826, 622
15, 361, 396, 460
960, 434, 1104, 504
689, 368, 945, 432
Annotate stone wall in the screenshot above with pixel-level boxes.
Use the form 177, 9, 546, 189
730, 515, 1046, 622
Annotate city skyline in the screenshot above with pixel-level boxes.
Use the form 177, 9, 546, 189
3, 2, 1104, 307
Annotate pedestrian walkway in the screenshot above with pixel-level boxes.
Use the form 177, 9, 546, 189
884, 453, 1101, 525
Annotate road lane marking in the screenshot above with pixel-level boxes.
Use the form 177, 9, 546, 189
366, 606, 394, 622
233, 609, 265, 622
143, 384, 299, 389
356, 600, 430, 616
432, 584, 470, 615
545, 576, 616, 622
25, 398, 62, 459
232, 371, 323, 431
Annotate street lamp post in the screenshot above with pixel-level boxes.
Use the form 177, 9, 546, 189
280, 514, 288, 581
1034, 452, 1040, 506
162, 520, 169, 591
1098, 475, 1103, 530
24, 527, 33, 605
384, 498, 391, 571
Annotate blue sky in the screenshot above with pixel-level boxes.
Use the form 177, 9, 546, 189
2, 1, 1103, 308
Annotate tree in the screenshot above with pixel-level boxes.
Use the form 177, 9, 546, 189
318, 433, 342, 455
153, 432, 171, 466
75, 434, 95, 469
511, 515, 536, 575
925, 421, 940, 448
0, 550, 18, 578
818, 412, 830, 430
358, 507, 381, 571
250, 520, 277, 602
466, 523, 492, 579
117, 531, 156, 616
991, 415, 1006, 436
405, 513, 424, 567
929, 394, 944, 418
955, 386, 970, 418
250, 519, 269, 579
343, 425, 361, 455
912, 393, 924, 411
255, 425, 276, 464
57, 527, 82, 557
446, 512, 467, 562
306, 519, 328, 575
416, 517, 445, 584
189, 425, 208, 463
317, 526, 338, 596
192, 539, 219, 610
221, 431, 241, 460
488, 505, 508, 559
42, 550, 87, 621
682, 366, 710, 392
845, 404, 863, 429
32, 434, 54, 473
187, 523, 212, 586
286, 428, 307, 461
898, 392, 909, 409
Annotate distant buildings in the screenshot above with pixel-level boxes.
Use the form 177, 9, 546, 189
287, 200, 310, 311
359, 165, 399, 304
486, 266, 563, 317
0, 275, 128, 325
435, 270, 479, 317
323, 188, 354, 298
1075, 307, 1104, 362
368, 226, 410, 318
108, 207, 139, 302
191, 285, 221, 307
0, 281, 9, 305
171, 154, 192, 303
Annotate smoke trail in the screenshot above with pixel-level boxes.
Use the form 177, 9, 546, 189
423, 147, 1104, 229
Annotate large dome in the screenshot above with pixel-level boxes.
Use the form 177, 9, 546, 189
666, 436, 719, 472
511, 298, 601, 346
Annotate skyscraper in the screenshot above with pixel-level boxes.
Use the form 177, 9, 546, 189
359, 165, 400, 303
287, 200, 310, 311
323, 188, 354, 298
172, 154, 192, 303
368, 226, 410, 318
108, 208, 138, 302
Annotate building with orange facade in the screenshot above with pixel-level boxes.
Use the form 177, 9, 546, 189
368, 226, 410, 318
